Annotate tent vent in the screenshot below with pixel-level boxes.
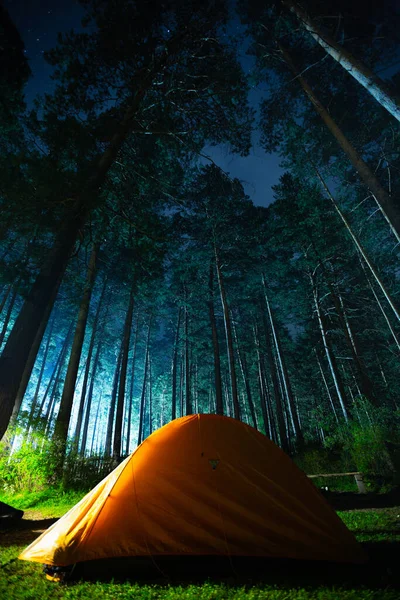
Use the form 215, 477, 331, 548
209, 459, 219, 470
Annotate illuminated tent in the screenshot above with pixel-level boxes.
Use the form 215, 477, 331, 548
19, 414, 366, 568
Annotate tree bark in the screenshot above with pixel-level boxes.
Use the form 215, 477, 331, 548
232, 314, 257, 428
104, 344, 123, 457
53, 244, 98, 460
262, 277, 303, 443
280, 44, 400, 242
282, 0, 400, 123
80, 337, 102, 455
0, 284, 11, 319
310, 274, 349, 421
0, 282, 18, 348
89, 391, 102, 456
125, 312, 139, 454
171, 307, 182, 420
184, 288, 192, 416
137, 314, 152, 446
208, 263, 223, 415
73, 275, 107, 448
215, 247, 240, 419
113, 283, 135, 461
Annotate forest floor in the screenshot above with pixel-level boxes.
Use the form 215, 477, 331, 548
0, 491, 400, 599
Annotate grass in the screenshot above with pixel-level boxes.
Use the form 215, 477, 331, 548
1, 489, 400, 599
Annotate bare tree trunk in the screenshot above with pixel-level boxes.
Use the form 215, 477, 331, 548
282, 0, 400, 123
80, 337, 102, 455
0, 282, 18, 348
113, 283, 135, 461
43, 326, 73, 435
232, 315, 257, 428
184, 288, 192, 416
253, 326, 270, 437
262, 277, 303, 443
104, 345, 123, 457
0, 285, 11, 318
148, 358, 153, 435
310, 275, 349, 421
89, 391, 102, 456
179, 350, 184, 417
171, 307, 182, 420
280, 44, 400, 241
74, 275, 107, 447
208, 263, 223, 415
215, 247, 240, 419
53, 244, 98, 460
315, 350, 339, 423
137, 314, 152, 446
125, 312, 139, 454
313, 165, 400, 321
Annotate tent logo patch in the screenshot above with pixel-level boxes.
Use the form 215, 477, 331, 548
209, 459, 219, 470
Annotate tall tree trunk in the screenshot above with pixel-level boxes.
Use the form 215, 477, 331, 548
113, 283, 135, 461
25, 314, 56, 436
53, 244, 98, 462
148, 358, 153, 436
315, 254, 376, 404
232, 315, 257, 428
253, 324, 270, 437
179, 350, 184, 417
0, 285, 11, 318
104, 345, 123, 457
315, 350, 339, 423
215, 247, 240, 419
125, 312, 139, 455
171, 307, 182, 420
0, 282, 18, 348
0, 32, 188, 442
11, 306, 56, 430
80, 337, 102, 455
280, 44, 400, 241
262, 277, 303, 443
310, 274, 349, 421
137, 314, 152, 446
184, 288, 192, 416
259, 310, 287, 449
89, 391, 102, 456
74, 275, 107, 448
282, 0, 400, 123
208, 263, 223, 415
313, 165, 400, 321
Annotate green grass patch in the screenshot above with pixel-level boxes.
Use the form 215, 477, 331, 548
338, 508, 400, 542
0, 487, 86, 518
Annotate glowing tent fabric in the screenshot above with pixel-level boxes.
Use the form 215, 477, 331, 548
19, 414, 366, 567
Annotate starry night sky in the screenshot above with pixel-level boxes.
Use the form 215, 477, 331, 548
5, 0, 283, 207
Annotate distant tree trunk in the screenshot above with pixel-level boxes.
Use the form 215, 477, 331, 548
232, 315, 257, 428
184, 288, 192, 416
179, 350, 184, 417
11, 306, 57, 430
125, 312, 139, 455
53, 244, 98, 461
113, 283, 135, 461
43, 325, 73, 435
260, 309, 287, 449
253, 324, 270, 437
282, 0, 400, 124
0, 282, 19, 348
0, 34, 187, 442
262, 277, 303, 444
280, 44, 400, 242
315, 350, 339, 423
313, 165, 400, 322
171, 307, 182, 421
0, 285, 11, 318
310, 275, 349, 421
208, 263, 223, 415
89, 391, 102, 456
73, 275, 107, 448
137, 314, 152, 446
80, 338, 102, 455
148, 358, 153, 435
104, 345, 123, 457
24, 314, 56, 436
215, 247, 240, 419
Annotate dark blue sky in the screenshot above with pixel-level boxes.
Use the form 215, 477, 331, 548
5, 0, 283, 207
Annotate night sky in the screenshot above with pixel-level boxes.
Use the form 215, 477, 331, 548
5, 0, 283, 207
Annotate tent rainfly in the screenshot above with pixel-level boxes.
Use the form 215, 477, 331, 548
19, 414, 366, 571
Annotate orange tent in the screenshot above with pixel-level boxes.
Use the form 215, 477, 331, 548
19, 414, 366, 568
